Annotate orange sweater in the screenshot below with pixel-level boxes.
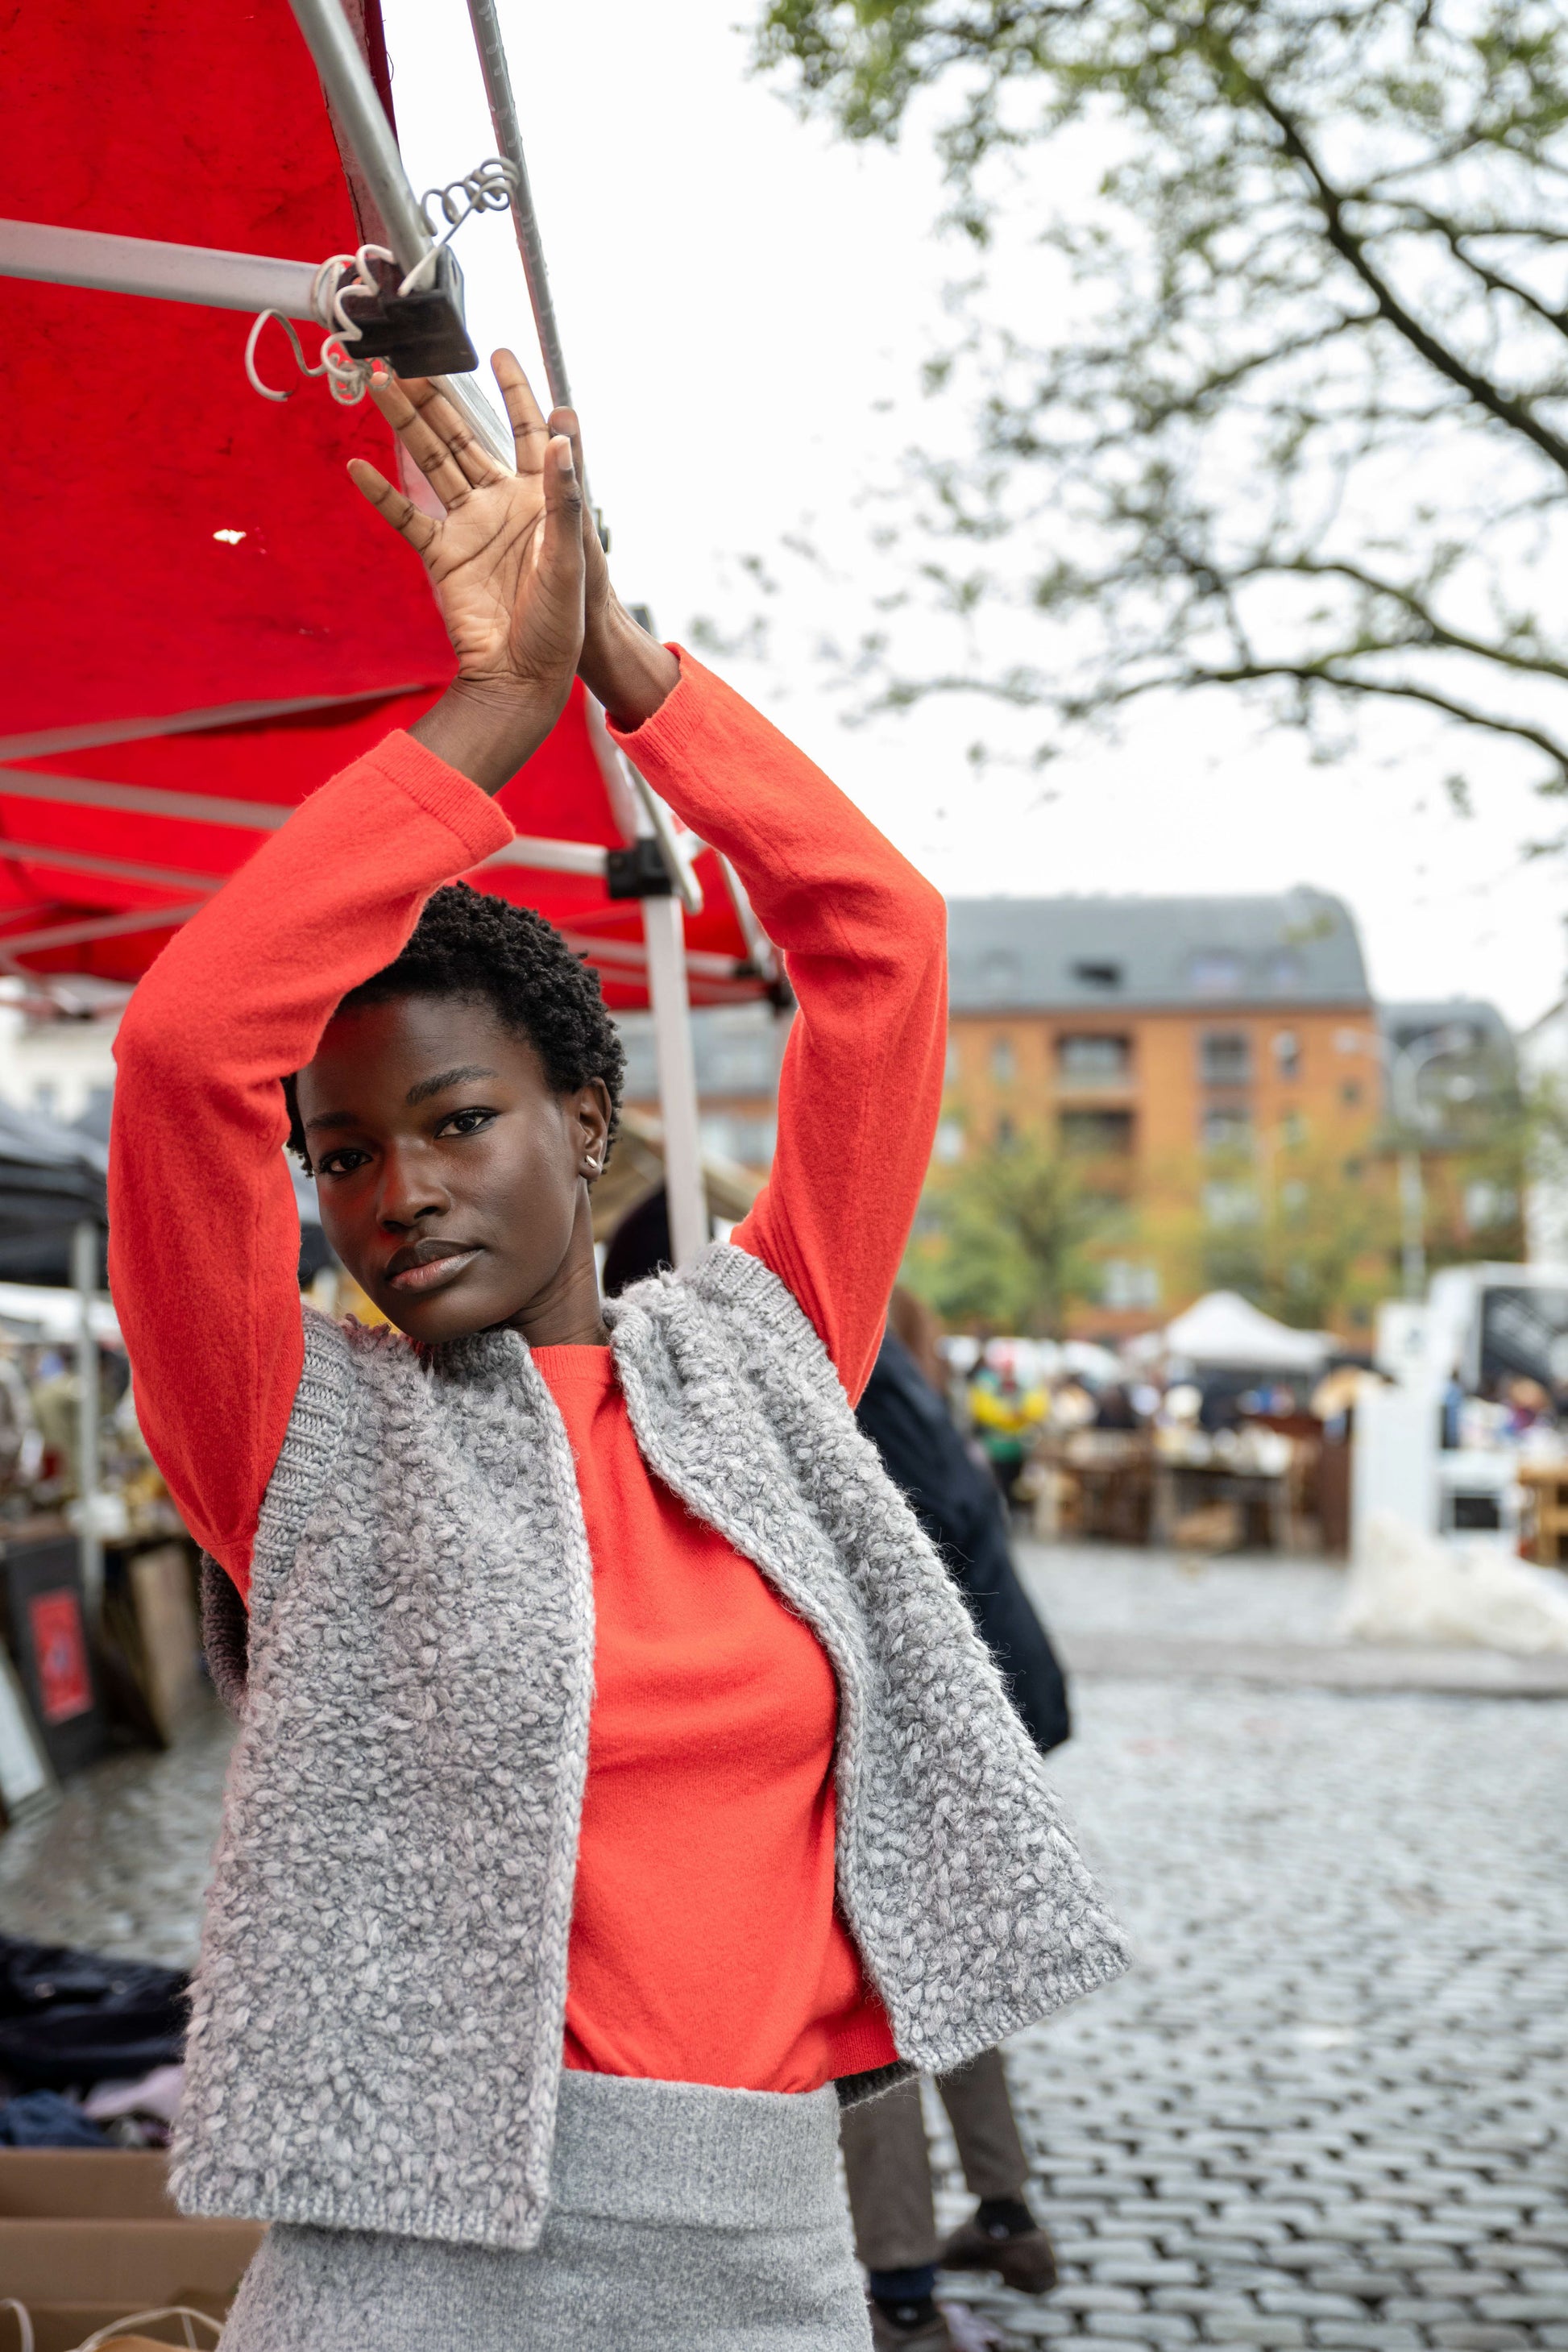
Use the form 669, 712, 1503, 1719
110, 652, 947, 2091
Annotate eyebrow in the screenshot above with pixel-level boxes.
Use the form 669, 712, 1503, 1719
304, 1066, 501, 1134
405, 1064, 499, 1107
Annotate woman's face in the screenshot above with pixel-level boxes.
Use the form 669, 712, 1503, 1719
295, 992, 611, 1342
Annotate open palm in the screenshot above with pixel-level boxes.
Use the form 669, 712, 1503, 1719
348, 351, 583, 700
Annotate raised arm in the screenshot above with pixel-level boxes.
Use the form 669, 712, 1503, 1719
553, 496, 944, 1404
111, 359, 587, 1591
603, 657, 946, 1402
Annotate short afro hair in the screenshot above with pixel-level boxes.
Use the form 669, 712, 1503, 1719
284, 883, 626, 1168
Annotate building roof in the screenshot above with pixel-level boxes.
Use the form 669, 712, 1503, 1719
945, 889, 1370, 1014
1378, 999, 1514, 1060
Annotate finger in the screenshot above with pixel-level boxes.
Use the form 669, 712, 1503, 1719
346, 457, 438, 555
400, 375, 505, 490
368, 373, 475, 508
535, 433, 587, 615
493, 349, 550, 475
549, 406, 605, 562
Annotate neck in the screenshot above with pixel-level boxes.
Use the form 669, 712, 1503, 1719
502, 1188, 610, 1349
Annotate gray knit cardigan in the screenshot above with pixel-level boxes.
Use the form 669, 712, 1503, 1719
170, 1245, 1127, 2250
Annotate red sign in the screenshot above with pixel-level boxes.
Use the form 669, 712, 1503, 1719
28, 1589, 92, 1724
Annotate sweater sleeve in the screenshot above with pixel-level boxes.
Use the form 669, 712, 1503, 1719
108, 732, 514, 1596
609, 652, 947, 1404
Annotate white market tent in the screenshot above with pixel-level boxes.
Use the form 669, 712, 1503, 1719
1163, 1291, 1331, 1375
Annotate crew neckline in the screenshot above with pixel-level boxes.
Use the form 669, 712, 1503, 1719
531, 1342, 617, 1386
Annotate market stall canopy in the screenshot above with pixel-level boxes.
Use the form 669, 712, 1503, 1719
0, 0, 772, 1011
1163, 1292, 1330, 1374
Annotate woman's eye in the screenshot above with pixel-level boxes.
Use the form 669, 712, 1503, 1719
438, 1107, 497, 1138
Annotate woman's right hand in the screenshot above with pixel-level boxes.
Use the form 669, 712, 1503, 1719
349, 351, 586, 790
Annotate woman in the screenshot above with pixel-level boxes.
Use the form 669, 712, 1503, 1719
109, 356, 1126, 2350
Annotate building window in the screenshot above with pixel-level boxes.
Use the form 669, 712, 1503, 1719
934, 1118, 965, 1164
1072, 960, 1123, 990
1465, 1180, 1517, 1230
1273, 1030, 1301, 1081
1101, 1259, 1161, 1311
1269, 952, 1306, 993
1058, 1033, 1131, 1078
1202, 1105, 1254, 1152
1200, 1031, 1252, 1084
1203, 1181, 1261, 1227
1060, 1109, 1134, 1157
1190, 949, 1245, 995
995, 1114, 1018, 1151
989, 1035, 1016, 1083
945, 1037, 961, 1086
1280, 1110, 1307, 1148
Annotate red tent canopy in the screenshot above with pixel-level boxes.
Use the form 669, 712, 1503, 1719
0, 0, 767, 1010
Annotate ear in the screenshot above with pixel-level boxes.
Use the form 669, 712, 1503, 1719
573, 1081, 613, 1183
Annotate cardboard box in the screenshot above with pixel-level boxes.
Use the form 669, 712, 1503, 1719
6, 2312, 224, 2352
0, 2151, 262, 2351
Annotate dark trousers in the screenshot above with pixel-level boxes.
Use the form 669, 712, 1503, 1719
839, 2047, 1031, 2273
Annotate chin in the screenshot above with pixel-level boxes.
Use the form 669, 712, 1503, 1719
372, 1267, 537, 1345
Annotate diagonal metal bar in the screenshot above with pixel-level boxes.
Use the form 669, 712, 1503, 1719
0, 683, 441, 763
0, 840, 219, 894
0, 905, 203, 957
463, 0, 572, 410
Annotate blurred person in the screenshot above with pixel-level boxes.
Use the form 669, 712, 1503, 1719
106, 358, 1126, 2350
968, 1355, 1048, 1505
848, 1304, 1069, 2347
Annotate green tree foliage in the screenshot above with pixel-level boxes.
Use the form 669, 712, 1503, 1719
753, 0, 1568, 803
1180, 1143, 1398, 1329
903, 1137, 1114, 1329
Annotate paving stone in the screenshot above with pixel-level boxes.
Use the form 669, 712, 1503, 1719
1085, 2318, 1200, 2345
1202, 2320, 1308, 2346
1051, 2286, 1150, 2314
1428, 2330, 1534, 2350
1307, 2331, 1425, 2351
1096, 2264, 1205, 2288
1256, 2292, 1370, 2320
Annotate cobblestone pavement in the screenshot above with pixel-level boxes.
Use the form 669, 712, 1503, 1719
941, 1672, 1568, 2351
0, 1699, 230, 1965
1018, 1543, 1348, 1648
2, 1560, 1567, 2352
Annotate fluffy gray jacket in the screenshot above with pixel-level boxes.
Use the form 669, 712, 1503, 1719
171, 1245, 1127, 2250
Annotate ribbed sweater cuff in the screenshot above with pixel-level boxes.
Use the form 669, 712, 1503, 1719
359, 730, 515, 865
606, 644, 709, 767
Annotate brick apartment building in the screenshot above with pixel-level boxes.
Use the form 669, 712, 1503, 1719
940, 890, 1383, 1329
616, 891, 1517, 1331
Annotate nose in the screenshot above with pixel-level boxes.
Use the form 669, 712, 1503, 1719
375, 1140, 452, 1232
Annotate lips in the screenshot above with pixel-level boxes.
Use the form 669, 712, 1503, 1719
382, 1238, 483, 1294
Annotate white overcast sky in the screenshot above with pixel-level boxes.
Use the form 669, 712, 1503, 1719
380, 0, 1568, 1030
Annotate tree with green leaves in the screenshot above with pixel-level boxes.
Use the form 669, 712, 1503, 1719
753, 0, 1568, 808
903, 1135, 1116, 1330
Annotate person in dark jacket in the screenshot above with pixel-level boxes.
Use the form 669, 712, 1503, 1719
844, 1312, 1069, 2350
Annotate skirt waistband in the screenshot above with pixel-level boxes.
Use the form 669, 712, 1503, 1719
549, 2072, 842, 2230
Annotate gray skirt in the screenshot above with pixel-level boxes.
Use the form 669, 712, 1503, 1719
220, 2071, 872, 2351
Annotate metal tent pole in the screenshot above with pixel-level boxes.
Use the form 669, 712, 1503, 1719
71, 1220, 102, 1619
641, 898, 707, 1268
463, 0, 573, 410
288, 0, 431, 273
286, 0, 516, 471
